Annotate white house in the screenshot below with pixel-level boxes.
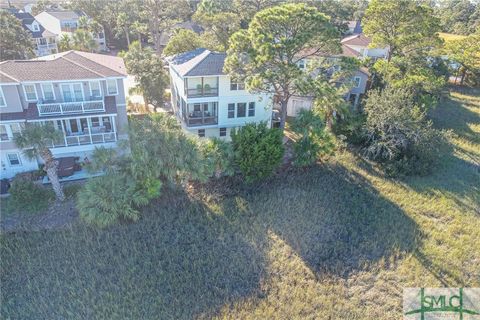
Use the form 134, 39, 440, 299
8, 9, 58, 57
167, 48, 272, 139
0, 51, 128, 179
35, 10, 107, 52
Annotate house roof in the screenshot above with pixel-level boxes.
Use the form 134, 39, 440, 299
297, 44, 360, 59
0, 51, 127, 83
341, 33, 371, 47
159, 21, 204, 47
43, 10, 84, 20
9, 11, 53, 39
346, 20, 363, 34
168, 48, 226, 77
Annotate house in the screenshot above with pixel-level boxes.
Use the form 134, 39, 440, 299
9, 10, 58, 57
158, 21, 204, 51
35, 10, 107, 51
167, 48, 272, 139
0, 51, 128, 179
341, 33, 389, 60
287, 45, 371, 117
345, 20, 362, 35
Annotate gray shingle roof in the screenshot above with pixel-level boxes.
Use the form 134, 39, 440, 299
10, 11, 50, 39
168, 48, 226, 77
44, 10, 84, 20
0, 51, 127, 83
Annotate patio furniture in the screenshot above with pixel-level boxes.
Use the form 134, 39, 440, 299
56, 157, 77, 178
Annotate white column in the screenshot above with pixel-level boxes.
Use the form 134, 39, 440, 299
87, 117, 93, 144
111, 116, 117, 141
60, 120, 68, 146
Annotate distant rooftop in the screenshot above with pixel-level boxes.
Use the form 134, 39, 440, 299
42, 10, 85, 20
9, 10, 54, 38
341, 33, 371, 47
0, 51, 127, 83
168, 48, 226, 77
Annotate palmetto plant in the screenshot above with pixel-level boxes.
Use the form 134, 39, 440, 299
14, 123, 65, 201
72, 29, 98, 52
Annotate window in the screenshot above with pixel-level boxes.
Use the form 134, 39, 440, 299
48, 37, 55, 44
228, 103, 235, 118
106, 79, 118, 95
230, 79, 245, 91
298, 59, 305, 69
23, 84, 37, 101
198, 129, 205, 137
237, 103, 246, 118
32, 23, 39, 31
91, 117, 100, 127
61, 83, 83, 102
41, 83, 55, 101
7, 153, 21, 166
39, 38, 47, 45
193, 103, 201, 112
248, 102, 255, 117
0, 87, 5, 107
0, 125, 8, 141
89, 81, 102, 98
10, 123, 21, 138
353, 77, 361, 88
219, 127, 226, 137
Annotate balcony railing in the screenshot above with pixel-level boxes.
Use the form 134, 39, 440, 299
37, 99, 105, 116
186, 87, 218, 98
48, 132, 117, 148
183, 111, 218, 127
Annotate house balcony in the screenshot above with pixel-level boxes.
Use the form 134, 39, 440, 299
185, 76, 219, 98
37, 99, 105, 116
186, 87, 219, 98
181, 102, 218, 127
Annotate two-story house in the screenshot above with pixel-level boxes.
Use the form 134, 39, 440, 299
35, 10, 107, 52
0, 51, 128, 179
287, 45, 371, 117
9, 10, 58, 57
167, 48, 272, 139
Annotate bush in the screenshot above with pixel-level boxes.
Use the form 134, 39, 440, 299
8, 178, 53, 213
199, 138, 235, 178
291, 109, 335, 167
231, 122, 284, 183
77, 173, 149, 228
362, 87, 447, 176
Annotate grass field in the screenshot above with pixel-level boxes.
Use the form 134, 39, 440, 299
1, 88, 479, 319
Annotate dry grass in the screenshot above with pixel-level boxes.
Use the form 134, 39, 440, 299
1, 88, 479, 319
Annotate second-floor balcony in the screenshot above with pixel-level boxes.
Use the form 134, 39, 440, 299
181, 102, 218, 127
37, 99, 105, 116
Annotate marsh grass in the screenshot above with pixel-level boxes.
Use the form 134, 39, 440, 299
1, 88, 479, 319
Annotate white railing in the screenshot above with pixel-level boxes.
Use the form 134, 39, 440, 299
49, 132, 117, 148
37, 100, 105, 116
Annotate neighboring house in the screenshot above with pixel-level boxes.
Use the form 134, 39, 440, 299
0, 51, 128, 179
341, 33, 389, 60
287, 45, 370, 117
35, 10, 107, 51
167, 48, 272, 139
345, 20, 362, 35
159, 21, 204, 51
8, 10, 58, 57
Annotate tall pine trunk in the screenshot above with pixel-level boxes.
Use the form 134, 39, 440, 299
40, 148, 65, 201
279, 99, 288, 131
125, 29, 131, 46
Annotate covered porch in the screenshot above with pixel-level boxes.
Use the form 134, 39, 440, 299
182, 102, 218, 126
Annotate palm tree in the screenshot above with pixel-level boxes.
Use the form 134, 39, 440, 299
116, 13, 131, 46
131, 21, 147, 49
72, 29, 98, 52
58, 34, 72, 52
77, 16, 90, 30
88, 20, 103, 39
14, 123, 65, 201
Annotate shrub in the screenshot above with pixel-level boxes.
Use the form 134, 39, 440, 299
8, 177, 53, 213
291, 109, 336, 167
362, 87, 447, 176
199, 138, 235, 178
231, 122, 284, 183
77, 173, 149, 228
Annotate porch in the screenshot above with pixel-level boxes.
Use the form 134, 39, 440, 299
181, 102, 218, 127
37, 99, 105, 116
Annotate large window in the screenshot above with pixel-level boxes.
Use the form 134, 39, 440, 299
248, 102, 255, 117
23, 84, 37, 101
228, 103, 235, 118
106, 79, 118, 95
41, 83, 55, 101
237, 103, 246, 118
0, 87, 5, 107
230, 78, 245, 91
89, 81, 102, 98
61, 83, 83, 102
7, 153, 21, 166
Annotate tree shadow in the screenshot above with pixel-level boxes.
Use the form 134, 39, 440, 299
221, 164, 422, 278
0, 190, 266, 320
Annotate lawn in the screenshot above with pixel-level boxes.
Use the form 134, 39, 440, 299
1, 88, 479, 319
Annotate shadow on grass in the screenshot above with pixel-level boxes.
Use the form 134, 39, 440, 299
220, 164, 422, 278
0, 191, 266, 319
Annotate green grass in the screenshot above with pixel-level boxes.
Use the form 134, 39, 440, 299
1, 88, 479, 319
439, 32, 467, 42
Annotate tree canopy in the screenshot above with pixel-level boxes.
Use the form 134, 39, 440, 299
163, 29, 203, 56
0, 11, 35, 61
224, 3, 341, 129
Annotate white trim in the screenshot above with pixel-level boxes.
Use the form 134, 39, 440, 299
23, 83, 38, 102
0, 86, 6, 107
16, 77, 126, 84
40, 82, 56, 101
106, 79, 118, 96
88, 80, 103, 99
6, 153, 22, 167
27, 113, 117, 122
